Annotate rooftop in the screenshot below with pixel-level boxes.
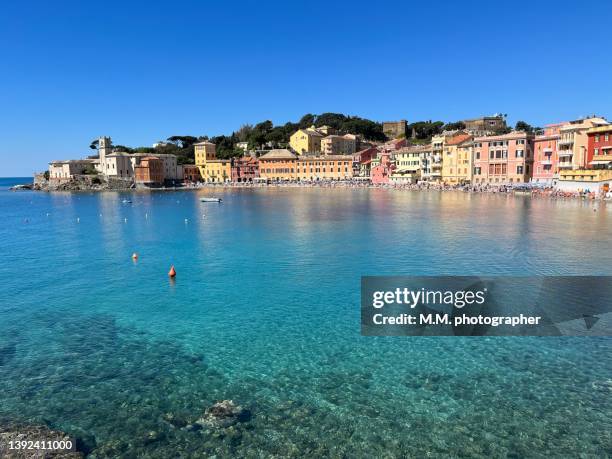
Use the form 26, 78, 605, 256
259, 149, 297, 160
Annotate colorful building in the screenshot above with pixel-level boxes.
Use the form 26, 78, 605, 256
134, 156, 164, 186
353, 147, 378, 178
558, 117, 609, 170
371, 153, 395, 184
183, 164, 202, 183
463, 115, 506, 136
289, 127, 324, 154
472, 131, 534, 184
587, 125, 612, 168
532, 123, 564, 185
321, 134, 358, 155
391, 145, 428, 184
441, 134, 473, 184
231, 156, 259, 182
258, 149, 297, 181
296, 156, 353, 181
194, 141, 231, 182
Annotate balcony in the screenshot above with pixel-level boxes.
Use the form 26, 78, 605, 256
540, 159, 552, 166
558, 139, 574, 146
431, 162, 442, 169
558, 162, 573, 169
558, 151, 573, 157
543, 148, 553, 154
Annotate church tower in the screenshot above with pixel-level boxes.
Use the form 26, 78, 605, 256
98, 136, 112, 164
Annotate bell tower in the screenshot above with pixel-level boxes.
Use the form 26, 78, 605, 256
98, 136, 112, 164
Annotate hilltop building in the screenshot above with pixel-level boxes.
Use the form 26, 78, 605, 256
320, 134, 358, 155
383, 120, 407, 139
463, 115, 506, 136
289, 127, 324, 154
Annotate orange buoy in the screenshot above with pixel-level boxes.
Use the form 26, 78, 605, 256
168, 265, 176, 278
132, 252, 138, 260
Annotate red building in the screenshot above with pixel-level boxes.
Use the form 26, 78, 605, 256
370, 153, 395, 184
587, 125, 612, 168
353, 147, 378, 177
231, 156, 259, 182
135, 156, 165, 186
532, 123, 565, 185
183, 164, 202, 183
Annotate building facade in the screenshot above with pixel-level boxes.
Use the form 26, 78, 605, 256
231, 156, 259, 182
289, 127, 324, 154
194, 141, 231, 182
473, 131, 534, 184
383, 120, 407, 139
134, 156, 164, 186
441, 134, 473, 184
532, 123, 564, 185
391, 145, 428, 184
558, 117, 609, 170
371, 153, 395, 184
296, 156, 353, 181
258, 149, 297, 181
183, 164, 202, 182
320, 134, 357, 155
463, 115, 506, 136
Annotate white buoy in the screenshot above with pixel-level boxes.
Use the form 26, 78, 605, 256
184, 218, 189, 224
46, 213, 50, 217
145, 213, 148, 219
124, 218, 128, 223
77, 217, 80, 223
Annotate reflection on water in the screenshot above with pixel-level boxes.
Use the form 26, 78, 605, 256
0, 188, 611, 457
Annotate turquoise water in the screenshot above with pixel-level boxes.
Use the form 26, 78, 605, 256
0, 181, 611, 457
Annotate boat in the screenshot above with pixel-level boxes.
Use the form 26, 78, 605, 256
121, 199, 132, 204
200, 197, 222, 203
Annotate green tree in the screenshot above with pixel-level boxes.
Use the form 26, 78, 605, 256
515, 121, 534, 133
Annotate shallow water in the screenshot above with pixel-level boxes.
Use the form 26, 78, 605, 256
0, 185, 611, 457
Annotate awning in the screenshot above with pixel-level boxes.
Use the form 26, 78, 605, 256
589, 160, 612, 165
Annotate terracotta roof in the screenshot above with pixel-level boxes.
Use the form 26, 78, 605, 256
259, 149, 297, 160
445, 134, 472, 146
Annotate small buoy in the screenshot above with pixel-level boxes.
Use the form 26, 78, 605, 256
99, 213, 102, 217
46, 213, 50, 217
168, 265, 176, 278
184, 218, 189, 224
77, 217, 80, 223
124, 218, 128, 223
132, 252, 138, 260
145, 213, 148, 219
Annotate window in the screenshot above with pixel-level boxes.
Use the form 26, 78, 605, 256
595, 135, 600, 142
595, 148, 599, 155
474, 167, 481, 175
476, 151, 480, 159
516, 150, 524, 158
517, 165, 524, 174
606, 135, 609, 141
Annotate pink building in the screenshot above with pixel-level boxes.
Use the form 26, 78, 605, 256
532, 123, 565, 185
370, 153, 395, 184
473, 131, 534, 185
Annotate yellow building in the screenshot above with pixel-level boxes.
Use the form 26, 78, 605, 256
194, 141, 231, 182
320, 135, 358, 155
390, 145, 428, 184
289, 127, 324, 154
296, 155, 353, 181
441, 134, 472, 184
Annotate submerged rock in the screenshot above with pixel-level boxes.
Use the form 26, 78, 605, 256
0, 423, 83, 458
195, 400, 251, 429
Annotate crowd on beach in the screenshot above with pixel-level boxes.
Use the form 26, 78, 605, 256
183, 179, 612, 201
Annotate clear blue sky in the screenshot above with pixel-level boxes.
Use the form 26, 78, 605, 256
1, 0, 611, 176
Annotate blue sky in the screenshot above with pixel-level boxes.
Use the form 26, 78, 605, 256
1, 0, 611, 176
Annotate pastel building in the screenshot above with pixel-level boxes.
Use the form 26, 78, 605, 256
558, 117, 609, 171
390, 145, 428, 184
296, 156, 353, 181
231, 156, 259, 182
289, 127, 324, 154
441, 133, 473, 184
194, 141, 231, 182
532, 123, 564, 185
472, 131, 534, 184
183, 164, 202, 183
321, 134, 358, 155
48, 159, 97, 180
353, 147, 378, 178
258, 149, 297, 181
371, 153, 395, 184
587, 125, 612, 168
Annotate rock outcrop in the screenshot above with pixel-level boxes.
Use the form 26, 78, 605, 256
195, 400, 251, 429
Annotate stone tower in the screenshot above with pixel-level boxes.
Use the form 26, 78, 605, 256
98, 136, 112, 164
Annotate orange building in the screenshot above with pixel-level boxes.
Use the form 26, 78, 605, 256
296, 155, 353, 181
258, 149, 297, 181
135, 156, 164, 186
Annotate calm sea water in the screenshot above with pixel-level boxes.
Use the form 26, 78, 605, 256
0, 180, 611, 457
